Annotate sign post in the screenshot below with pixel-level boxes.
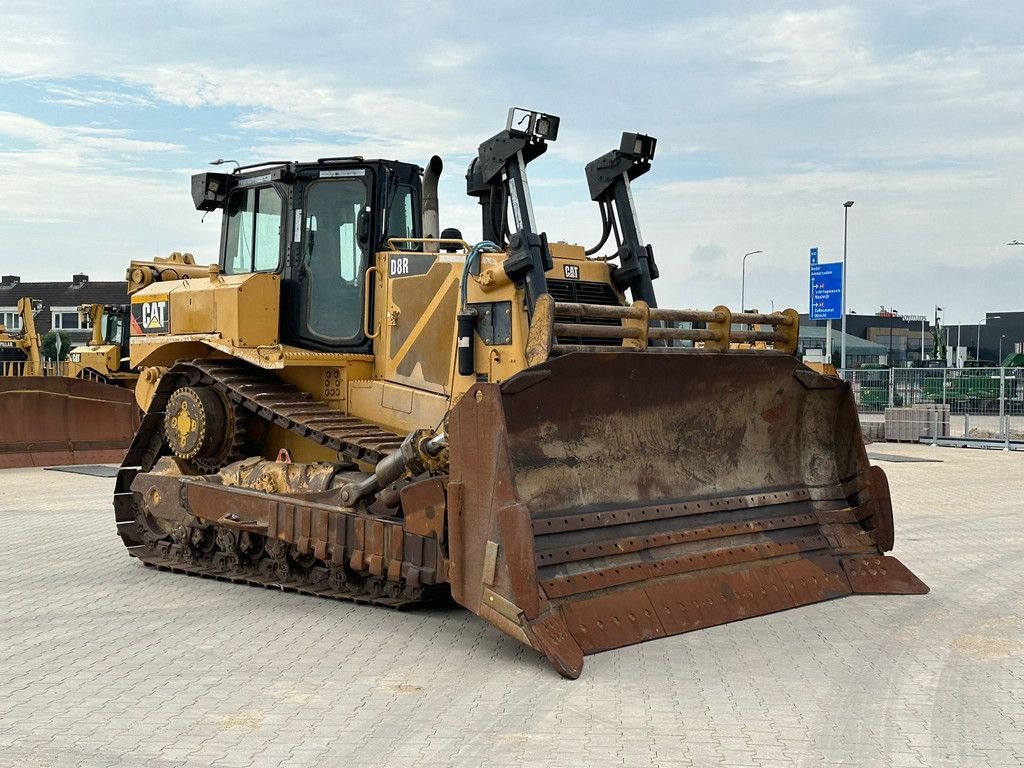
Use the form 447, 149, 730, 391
809, 248, 843, 364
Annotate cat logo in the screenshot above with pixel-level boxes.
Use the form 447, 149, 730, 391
563, 264, 580, 280
130, 296, 170, 335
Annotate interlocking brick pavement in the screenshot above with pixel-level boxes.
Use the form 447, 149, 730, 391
1, 443, 1022, 767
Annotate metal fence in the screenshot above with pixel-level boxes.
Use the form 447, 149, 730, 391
840, 367, 1022, 413
0, 359, 104, 382
840, 367, 1023, 446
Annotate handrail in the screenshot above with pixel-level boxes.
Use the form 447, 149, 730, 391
363, 266, 382, 339
0, 358, 101, 379
535, 298, 800, 358
385, 237, 472, 252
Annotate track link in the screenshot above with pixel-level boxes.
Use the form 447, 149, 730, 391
114, 359, 433, 609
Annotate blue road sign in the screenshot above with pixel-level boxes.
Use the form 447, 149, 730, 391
809, 247, 818, 265
809, 261, 842, 320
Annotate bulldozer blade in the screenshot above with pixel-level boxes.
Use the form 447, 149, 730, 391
447, 352, 927, 678
0, 377, 140, 469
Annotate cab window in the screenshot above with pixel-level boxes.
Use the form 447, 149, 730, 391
102, 312, 124, 346
304, 179, 368, 341
224, 186, 283, 274
386, 183, 417, 246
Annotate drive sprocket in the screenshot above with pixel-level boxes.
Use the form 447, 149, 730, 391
163, 385, 243, 472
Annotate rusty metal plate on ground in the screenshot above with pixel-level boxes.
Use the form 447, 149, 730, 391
867, 453, 942, 463
45, 464, 120, 478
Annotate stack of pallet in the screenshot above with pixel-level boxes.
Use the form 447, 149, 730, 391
884, 404, 950, 442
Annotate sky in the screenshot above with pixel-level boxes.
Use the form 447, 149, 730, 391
0, 1, 1021, 326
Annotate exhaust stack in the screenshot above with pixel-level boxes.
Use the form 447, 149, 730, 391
422, 155, 443, 253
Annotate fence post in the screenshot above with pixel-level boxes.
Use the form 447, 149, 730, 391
888, 369, 895, 407
1001, 367, 1009, 452
941, 369, 947, 405
931, 411, 939, 446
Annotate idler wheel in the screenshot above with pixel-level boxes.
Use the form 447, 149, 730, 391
164, 386, 230, 461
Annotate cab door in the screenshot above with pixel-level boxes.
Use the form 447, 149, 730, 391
294, 175, 371, 349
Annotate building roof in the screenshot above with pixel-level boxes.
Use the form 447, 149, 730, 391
0, 274, 127, 308
798, 325, 887, 354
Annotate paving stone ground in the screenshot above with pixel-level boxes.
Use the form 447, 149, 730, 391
1, 444, 1022, 768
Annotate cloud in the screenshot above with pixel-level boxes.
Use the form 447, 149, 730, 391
0, 111, 185, 168
0, 1, 1021, 322
41, 84, 154, 108
123, 64, 463, 145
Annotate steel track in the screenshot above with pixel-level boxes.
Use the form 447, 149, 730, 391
113, 359, 435, 609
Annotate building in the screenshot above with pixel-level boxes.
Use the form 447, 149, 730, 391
801, 309, 1024, 367
797, 326, 887, 368
943, 311, 1024, 364
0, 273, 128, 346
801, 312, 934, 367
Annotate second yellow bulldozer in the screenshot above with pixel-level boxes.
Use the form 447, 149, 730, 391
0, 297, 139, 468
65, 303, 138, 387
115, 108, 926, 677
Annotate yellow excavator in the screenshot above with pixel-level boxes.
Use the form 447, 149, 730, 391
115, 109, 926, 677
0, 297, 139, 468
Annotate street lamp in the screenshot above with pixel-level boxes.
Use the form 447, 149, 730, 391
740, 250, 764, 311
999, 334, 1006, 364
976, 315, 1000, 361
840, 201, 854, 369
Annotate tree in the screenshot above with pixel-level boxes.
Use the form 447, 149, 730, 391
42, 330, 72, 361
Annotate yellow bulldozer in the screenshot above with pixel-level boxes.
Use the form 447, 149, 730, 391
65, 303, 138, 387
0, 297, 139, 468
115, 109, 926, 677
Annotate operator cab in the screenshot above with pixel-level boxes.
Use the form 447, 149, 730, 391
192, 158, 422, 353
101, 306, 131, 363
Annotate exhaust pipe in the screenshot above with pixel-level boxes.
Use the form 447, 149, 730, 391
422, 155, 443, 253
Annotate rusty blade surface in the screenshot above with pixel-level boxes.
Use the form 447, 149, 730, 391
447, 351, 928, 677
0, 376, 139, 468
500, 352, 864, 513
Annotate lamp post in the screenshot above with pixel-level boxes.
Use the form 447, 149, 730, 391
740, 250, 764, 312
999, 334, 1006, 364
920, 317, 926, 362
840, 201, 854, 369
